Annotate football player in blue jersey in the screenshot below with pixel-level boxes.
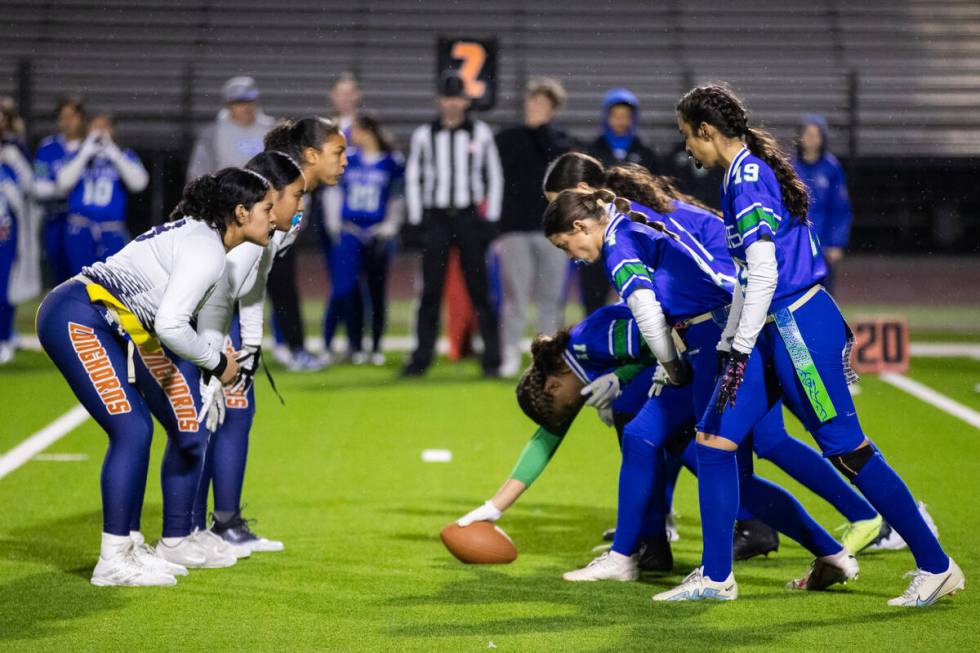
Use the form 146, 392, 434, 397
541, 189, 856, 587
544, 153, 885, 558
654, 82, 962, 606
34, 97, 88, 284
57, 114, 148, 274
323, 114, 403, 365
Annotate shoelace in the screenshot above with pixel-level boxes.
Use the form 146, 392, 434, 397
587, 552, 611, 568
899, 569, 927, 599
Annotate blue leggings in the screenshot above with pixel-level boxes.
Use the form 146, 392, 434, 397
37, 280, 207, 536
323, 231, 392, 353
193, 323, 256, 528
0, 213, 16, 343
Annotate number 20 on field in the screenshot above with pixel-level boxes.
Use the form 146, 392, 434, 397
850, 318, 910, 374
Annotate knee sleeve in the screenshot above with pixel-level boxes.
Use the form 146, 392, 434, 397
830, 445, 875, 480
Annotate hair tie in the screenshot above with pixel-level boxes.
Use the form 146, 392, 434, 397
242, 168, 271, 188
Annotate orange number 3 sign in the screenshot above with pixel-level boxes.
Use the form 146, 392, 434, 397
451, 41, 487, 99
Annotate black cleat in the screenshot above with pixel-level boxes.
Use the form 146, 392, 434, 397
637, 533, 673, 572
733, 519, 779, 561
211, 510, 284, 553
602, 527, 616, 542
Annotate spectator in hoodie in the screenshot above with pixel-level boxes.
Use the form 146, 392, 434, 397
579, 88, 659, 315
793, 113, 853, 295
495, 77, 574, 377
186, 76, 275, 180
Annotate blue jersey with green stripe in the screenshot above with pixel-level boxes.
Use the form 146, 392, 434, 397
601, 209, 734, 323
721, 148, 826, 305
562, 303, 651, 383
629, 199, 735, 279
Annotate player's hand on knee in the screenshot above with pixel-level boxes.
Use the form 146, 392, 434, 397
457, 500, 503, 527
232, 345, 261, 393
219, 354, 240, 387
714, 349, 749, 412
662, 358, 691, 387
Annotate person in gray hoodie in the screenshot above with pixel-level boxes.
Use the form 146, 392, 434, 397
186, 76, 276, 181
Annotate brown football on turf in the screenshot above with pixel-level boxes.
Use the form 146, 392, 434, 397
440, 521, 518, 564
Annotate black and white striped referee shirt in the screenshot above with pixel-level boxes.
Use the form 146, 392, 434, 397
405, 117, 503, 225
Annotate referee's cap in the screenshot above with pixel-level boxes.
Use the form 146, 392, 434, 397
438, 70, 467, 98
223, 76, 260, 103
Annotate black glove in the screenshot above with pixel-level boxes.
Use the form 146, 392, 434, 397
714, 349, 749, 413
716, 349, 731, 377
231, 345, 261, 394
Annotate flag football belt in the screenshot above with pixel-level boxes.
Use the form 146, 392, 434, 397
767, 285, 836, 423
76, 274, 161, 383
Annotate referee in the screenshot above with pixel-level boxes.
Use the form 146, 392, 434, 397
402, 71, 503, 378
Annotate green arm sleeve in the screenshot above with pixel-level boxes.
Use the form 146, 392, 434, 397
510, 427, 565, 486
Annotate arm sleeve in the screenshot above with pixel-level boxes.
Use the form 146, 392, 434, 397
55, 149, 92, 194
109, 148, 149, 193
323, 186, 343, 235
33, 147, 61, 201
236, 246, 273, 348
154, 235, 225, 371
195, 276, 234, 351
1, 145, 33, 193
717, 283, 742, 352
827, 162, 853, 248
482, 125, 504, 222
510, 427, 565, 486
732, 239, 778, 354
405, 126, 425, 226
626, 288, 678, 363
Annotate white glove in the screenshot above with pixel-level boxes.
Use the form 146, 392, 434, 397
230, 345, 261, 394
581, 372, 621, 409
368, 219, 399, 240
457, 500, 502, 527
649, 364, 669, 397
198, 375, 226, 432
101, 137, 124, 162
79, 130, 104, 159
597, 404, 615, 427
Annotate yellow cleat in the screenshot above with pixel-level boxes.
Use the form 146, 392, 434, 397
838, 514, 884, 554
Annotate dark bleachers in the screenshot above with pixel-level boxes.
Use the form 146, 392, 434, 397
3, 0, 980, 157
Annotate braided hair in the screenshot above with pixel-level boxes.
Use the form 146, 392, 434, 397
542, 187, 679, 240
676, 83, 809, 222
515, 332, 577, 431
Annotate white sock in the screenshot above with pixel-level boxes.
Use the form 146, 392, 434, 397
608, 550, 631, 563
101, 532, 132, 559
823, 548, 850, 563
129, 531, 145, 544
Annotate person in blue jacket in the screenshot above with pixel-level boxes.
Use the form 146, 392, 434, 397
793, 114, 852, 295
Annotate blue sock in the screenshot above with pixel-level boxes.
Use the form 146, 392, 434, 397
761, 436, 877, 522
611, 434, 662, 556
662, 452, 683, 516
696, 444, 739, 582
853, 452, 948, 573
740, 474, 842, 557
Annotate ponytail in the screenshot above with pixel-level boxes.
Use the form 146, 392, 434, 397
543, 187, 679, 240
677, 83, 809, 223
744, 126, 810, 222
170, 168, 270, 235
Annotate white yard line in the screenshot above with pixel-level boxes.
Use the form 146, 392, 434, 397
880, 373, 980, 431
0, 405, 91, 480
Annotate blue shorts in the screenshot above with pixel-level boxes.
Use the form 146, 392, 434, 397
698, 288, 865, 457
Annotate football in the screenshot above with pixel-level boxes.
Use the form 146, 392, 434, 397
440, 521, 518, 564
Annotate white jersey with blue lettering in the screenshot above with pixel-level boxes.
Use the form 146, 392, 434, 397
81, 218, 227, 371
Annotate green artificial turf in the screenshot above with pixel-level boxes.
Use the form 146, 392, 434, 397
0, 350, 978, 652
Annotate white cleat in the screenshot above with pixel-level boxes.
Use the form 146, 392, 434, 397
868, 502, 939, 551
155, 537, 209, 568
787, 550, 859, 591
562, 551, 639, 582
653, 567, 737, 602
0, 341, 14, 365
130, 532, 188, 577
888, 559, 965, 607
370, 351, 386, 366
248, 535, 284, 553
91, 551, 177, 587
192, 528, 246, 563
